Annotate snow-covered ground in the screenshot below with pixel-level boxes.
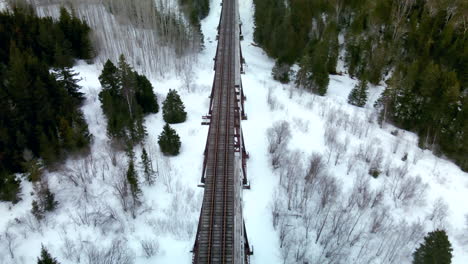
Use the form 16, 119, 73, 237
0, 0, 467, 263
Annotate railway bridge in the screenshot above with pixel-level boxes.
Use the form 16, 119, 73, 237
192, 0, 253, 263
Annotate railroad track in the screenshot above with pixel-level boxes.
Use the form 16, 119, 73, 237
193, 0, 249, 263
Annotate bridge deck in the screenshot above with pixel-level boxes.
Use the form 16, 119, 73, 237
194, 0, 240, 263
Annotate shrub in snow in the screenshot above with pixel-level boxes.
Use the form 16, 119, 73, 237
369, 166, 381, 178
140, 239, 159, 258
158, 124, 181, 156
162, 89, 187, 124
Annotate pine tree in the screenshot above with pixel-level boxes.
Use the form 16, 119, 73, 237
412, 230, 453, 264
37, 246, 60, 264
158, 123, 181, 156
348, 79, 368, 107
141, 147, 155, 185
162, 89, 187, 124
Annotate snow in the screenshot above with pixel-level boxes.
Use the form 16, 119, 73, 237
1, 0, 467, 263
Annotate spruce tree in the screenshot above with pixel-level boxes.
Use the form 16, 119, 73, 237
162, 89, 187, 124
135, 73, 159, 114
43, 187, 58, 212
158, 123, 181, 156
412, 230, 453, 264
37, 246, 60, 264
126, 159, 140, 200
54, 67, 84, 104
348, 79, 368, 107
141, 147, 155, 185
0, 172, 21, 203
99, 60, 120, 93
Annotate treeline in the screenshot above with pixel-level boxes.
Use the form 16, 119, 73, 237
253, 0, 467, 170
0, 6, 94, 202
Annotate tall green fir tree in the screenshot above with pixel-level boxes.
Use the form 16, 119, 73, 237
126, 159, 141, 200
163, 89, 187, 124
54, 67, 85, 104
0, 173, 21, 203
348, 79, 368, 107
37, 246, 60, 264
140, 147, 155, 185
158, 123, 181, 156
412, 230, 453, 264
135, 73, 159, 114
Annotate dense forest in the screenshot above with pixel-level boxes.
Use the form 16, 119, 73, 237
0, 6, 93, 202
253, 0, 467, 171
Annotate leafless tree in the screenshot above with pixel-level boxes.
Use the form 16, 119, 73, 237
278, 216, 293, 249
392, 175, 428, 207
61, 236, 80, 262
333, 140, 347, 166
267, 121, 291, 169
182, 61, 194, 92
280, 150, 303, 210
112, 169, 131, 213
391, 0, 416, 40
279, 235, 293, 264
84, 239, 135, 264
267, 86, 280, 111
369, 206, 391, 234
392, 136, 402, 154
140, 238, 159, 258
2, 225, 18, 260
271, 188, 283, 229
426, 198, 449, 229
412, 148, 424, 164
304, 153, 326, 185
346, 153, 359, 175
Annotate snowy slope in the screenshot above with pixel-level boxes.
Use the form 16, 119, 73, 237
0, 0, 467, 263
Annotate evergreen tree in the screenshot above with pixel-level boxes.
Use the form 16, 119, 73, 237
158, 123, 181, 156
348, 78, 368, 107
43, 187, 58, 212
135, 73, 159, 114
99, 60, 120, 93
37, 246, 60, 264
118, 55, 138, 118
54, 67, 85, 104
140, 147, 155, 185
126, 159, 140, 199
412, 230, 453, 264
271, 61, 291, 84
32, 200, 44, 220
162, 89, 187, 124
0, 172, 21, 203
